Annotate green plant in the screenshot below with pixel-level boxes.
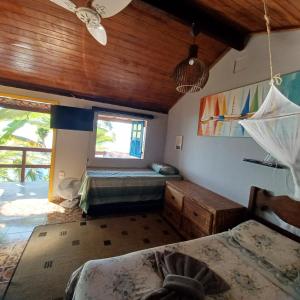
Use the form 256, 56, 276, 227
0, 109, 50, 148
95, 121, 115, 152
0, 108, 52, 182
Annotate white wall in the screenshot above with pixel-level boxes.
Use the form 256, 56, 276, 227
0, 86, 168, 196
164, 30, 300, 207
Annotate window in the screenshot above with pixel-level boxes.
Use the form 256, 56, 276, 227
95, 114, 147, 159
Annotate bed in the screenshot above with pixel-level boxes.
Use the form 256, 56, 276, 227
68, 186, 300, 300
78, 168, 182, 215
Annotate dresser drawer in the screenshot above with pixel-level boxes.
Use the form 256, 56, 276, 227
165, 185, 184, 211
181, 217, 207, 240
163, 204, 181, 229
183, 198, 213, 234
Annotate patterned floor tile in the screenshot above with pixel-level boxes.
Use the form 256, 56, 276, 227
0, 195, 177, 296
0, 198, 85, 290
0, 266, 15, 283
0, 253, 9, 266
3, 232, 32, 244
5, 217, 47, 234
4, 252, 22, 268
0, 243, 15, 254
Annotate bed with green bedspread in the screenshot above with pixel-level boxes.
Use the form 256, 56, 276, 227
79, 169, 181, 214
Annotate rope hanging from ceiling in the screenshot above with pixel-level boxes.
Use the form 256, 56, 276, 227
262, 0, 282, 86
239, 0, 300, 200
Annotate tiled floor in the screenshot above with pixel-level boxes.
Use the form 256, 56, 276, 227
0, 181, 85, 299
0, 182, 177, 299
0, 182, 49, 202
5, 214, 182, 299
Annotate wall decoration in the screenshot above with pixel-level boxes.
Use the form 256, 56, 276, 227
197, 71, 300, 137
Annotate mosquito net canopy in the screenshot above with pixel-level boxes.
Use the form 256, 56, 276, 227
239, 85, 300, 200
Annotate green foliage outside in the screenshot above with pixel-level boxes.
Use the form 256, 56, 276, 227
0, 108, 51, 182
0, 109, 116, 182
95, 120, 115, 152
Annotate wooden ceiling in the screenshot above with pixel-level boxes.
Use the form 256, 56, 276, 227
0, 1, 299, 113
196, 0, 300, 32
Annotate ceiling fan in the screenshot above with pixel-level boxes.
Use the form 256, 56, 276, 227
49, 0, 132, 45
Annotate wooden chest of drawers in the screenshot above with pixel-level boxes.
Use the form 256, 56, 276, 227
163, 180, 246, 239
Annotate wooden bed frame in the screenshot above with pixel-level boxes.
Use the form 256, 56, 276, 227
248, 186, 300, 242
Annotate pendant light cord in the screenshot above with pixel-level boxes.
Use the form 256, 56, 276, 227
263, 0, 282, 85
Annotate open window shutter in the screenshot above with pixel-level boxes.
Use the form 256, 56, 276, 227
130, 121, 145, 158
50, 105, 94, 131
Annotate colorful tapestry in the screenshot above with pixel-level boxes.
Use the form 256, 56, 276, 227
198, 71, 300, 137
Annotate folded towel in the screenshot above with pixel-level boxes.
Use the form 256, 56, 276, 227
65, 266, 83, 300
142, 251, 230, 300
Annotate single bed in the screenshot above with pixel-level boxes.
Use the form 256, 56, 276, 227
78, 168, 182, 215
68, 186, 300, 300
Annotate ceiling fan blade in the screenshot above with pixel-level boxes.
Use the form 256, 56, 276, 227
49, 0, 77, 13
91, 0, 132, 18
86, 22, 107, 46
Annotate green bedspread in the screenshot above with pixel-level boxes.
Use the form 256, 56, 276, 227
79, 169, 181, 213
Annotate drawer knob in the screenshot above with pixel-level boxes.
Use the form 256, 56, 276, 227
171, 196, 175, 200
193, 211, 198, 217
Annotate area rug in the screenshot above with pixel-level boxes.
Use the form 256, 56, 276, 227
3, 213, 182, 300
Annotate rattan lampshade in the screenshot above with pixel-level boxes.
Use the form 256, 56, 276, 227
172, 44, 209, 93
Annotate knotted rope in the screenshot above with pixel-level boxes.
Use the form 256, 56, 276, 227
263, 0, 282, 86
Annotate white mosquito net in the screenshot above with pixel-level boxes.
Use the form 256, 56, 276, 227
239, 84, 300, 200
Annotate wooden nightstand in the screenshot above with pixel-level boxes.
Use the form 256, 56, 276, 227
163, 180, 246, 239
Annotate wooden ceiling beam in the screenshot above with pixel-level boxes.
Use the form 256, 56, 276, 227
140, 0, 250, 51
0, 77, 171, 113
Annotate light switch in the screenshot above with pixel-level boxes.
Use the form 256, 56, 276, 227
175, 135, 183, 150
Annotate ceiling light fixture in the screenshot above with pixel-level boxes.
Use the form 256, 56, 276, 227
172, 23, 209, 94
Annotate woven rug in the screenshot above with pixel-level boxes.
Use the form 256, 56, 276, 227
4, 213, 182, 300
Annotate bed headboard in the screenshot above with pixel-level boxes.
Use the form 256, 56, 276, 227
248, 186, 300, 242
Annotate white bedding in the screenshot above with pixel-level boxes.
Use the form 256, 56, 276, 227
68, 220, 300, 299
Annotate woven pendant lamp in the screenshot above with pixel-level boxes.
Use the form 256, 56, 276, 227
172, 24, 209, 93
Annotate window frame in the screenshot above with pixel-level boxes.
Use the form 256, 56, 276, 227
93, 113, 148, 160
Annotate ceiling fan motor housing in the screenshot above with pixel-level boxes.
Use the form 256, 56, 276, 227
49, 0, 133, 46
75, 7, 101, 25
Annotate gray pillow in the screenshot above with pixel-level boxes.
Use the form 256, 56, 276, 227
151, 163, 179, 175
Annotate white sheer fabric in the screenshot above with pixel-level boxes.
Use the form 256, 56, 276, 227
239, 85, 300, 200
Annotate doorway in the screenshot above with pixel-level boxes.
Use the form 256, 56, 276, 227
0, 95, 63, 245
0, 102, 53, 199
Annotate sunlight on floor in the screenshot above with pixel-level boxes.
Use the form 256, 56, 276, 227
0, 198, 65, 217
